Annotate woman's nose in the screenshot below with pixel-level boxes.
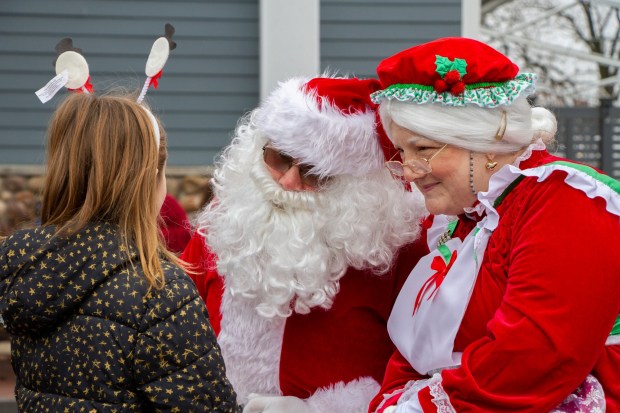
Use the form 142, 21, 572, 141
402, 165, 419, 182
278, 164, 305, 191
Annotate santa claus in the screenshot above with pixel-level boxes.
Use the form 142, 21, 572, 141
181, 76, 428, 413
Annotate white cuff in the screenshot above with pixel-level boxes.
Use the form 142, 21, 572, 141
305, 376, 380, 413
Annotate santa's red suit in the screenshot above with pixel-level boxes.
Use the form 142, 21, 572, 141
182, 234, 427, 411
369, 148, 620, 413
182, 75, 428, 412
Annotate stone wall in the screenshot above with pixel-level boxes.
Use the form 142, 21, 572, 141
0, 166, 213, 237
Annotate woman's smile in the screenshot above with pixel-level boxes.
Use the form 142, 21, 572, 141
416, 180, 440, 193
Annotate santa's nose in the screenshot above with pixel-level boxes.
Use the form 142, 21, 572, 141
278, 164, 305, 191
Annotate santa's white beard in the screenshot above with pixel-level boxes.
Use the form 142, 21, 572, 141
196, 117, 426, 318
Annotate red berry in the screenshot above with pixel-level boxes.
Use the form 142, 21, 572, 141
434, 79, 448, 93
444, 70, 461, 84
450, 81, 465, 96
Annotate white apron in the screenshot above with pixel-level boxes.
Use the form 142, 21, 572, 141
388, 214, 491, 375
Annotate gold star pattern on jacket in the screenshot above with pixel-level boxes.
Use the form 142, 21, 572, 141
0, 223, 239, 412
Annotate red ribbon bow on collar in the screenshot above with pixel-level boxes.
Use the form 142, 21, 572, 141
412, 251, 458, 316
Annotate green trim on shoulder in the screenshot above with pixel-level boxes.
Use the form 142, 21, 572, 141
494, 175, 526, 208
493, 160, 619, 209
611, 314, 620, 336
548, 161, 620, 194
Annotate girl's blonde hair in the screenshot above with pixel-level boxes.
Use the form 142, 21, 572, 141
41, 92, 182, 289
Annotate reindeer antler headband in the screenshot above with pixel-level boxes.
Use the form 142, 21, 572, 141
35, 24, 176, 146
138, 23, 176, 104
35, 23, 176, 106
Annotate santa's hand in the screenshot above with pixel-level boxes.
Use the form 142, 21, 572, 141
243, 394, 309, 413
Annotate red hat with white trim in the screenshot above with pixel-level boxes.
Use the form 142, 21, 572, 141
255, 76, 393, 177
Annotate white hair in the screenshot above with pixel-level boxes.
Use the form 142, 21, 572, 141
195, 110, 426, 318
379, 96, 557, 153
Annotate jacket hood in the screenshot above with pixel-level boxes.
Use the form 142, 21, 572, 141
0, 223, 135, 335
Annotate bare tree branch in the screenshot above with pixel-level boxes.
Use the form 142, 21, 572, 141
481, 0, 514, 15
483, 0, 620, 104
609, 8, 620, 57
557, 11, 591, 42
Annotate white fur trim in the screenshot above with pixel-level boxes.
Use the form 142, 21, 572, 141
218, 288, 285, 406
255, 77, 385, 177
305, 376, 380, 413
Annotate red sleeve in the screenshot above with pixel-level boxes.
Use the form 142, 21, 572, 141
181, 232, 224, 335
368, 349, 427, 413
440, 175, 620, 412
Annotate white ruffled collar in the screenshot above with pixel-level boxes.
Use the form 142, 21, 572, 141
468, 140, 620, 228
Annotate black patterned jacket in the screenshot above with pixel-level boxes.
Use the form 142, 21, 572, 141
0, 223, 239, 412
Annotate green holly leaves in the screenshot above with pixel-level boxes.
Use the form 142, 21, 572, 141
435, 55, 467, 79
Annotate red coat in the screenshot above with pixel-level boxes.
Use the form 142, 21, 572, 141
370, 150, 620, 413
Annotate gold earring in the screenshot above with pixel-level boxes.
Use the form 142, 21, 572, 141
485, 155, 497, 170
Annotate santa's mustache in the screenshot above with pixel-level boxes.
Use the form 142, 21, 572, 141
195, 124, 424, 318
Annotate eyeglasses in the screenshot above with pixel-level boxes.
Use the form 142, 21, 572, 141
262, 145, 328, 188
385, 144, 448, 179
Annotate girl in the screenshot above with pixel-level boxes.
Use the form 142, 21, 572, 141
0, 92, 239, 412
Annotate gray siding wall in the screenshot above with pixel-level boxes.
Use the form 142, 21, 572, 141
1, 0, 462, 166
0, 0, 259, 166
321, 0, 462, 78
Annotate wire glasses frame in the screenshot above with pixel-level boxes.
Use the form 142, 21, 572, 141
385, 144, 448, 179
262, 145, 329, 188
